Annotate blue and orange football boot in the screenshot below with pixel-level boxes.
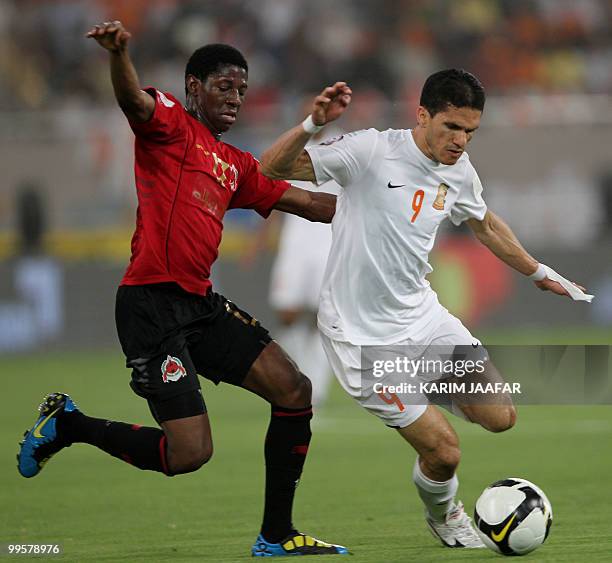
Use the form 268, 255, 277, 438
17, 392, 78, 478
251, 532, 349, 557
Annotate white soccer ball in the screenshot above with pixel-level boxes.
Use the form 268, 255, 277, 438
474, 478, 553, 556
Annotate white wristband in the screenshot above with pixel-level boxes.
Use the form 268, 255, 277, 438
302, 114, 324, 135
529, 263, 547, 281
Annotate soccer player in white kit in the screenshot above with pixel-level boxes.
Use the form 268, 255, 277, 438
260, 71, 587, 548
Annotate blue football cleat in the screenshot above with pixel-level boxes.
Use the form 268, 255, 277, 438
251, 532, 349, 556
17, 393, 78, 478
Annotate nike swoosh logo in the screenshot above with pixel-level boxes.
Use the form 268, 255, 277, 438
32, 407, 61, 438
491, 514, 516, 542
387, 182, 405, 189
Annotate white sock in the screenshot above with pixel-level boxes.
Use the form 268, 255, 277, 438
412, 457, 458, 522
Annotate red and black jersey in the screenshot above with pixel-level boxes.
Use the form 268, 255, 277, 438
121, 88, 290, 296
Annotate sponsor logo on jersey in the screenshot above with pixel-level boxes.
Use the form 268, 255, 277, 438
161, 355, 187, 383
157, 91, 175, 108
192, 188, 223, 218
387, 181, 405, 189
433, 183, 449, 210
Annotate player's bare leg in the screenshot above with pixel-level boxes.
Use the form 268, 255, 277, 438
397, 405, 485, 548
161, 414, 213, 474
242, 340, 311, 407
397, 405, 460, 485
455, 361, 517, 433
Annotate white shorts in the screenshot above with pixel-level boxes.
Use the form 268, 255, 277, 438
320, 309, 479, 428
269, 215, 332, 311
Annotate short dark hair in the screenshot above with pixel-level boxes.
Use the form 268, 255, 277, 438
420, 69, 485, 116
185, 43, 248, 84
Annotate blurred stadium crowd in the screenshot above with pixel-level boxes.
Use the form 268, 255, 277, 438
0, 0, 610, 241
2, 0, 611, 113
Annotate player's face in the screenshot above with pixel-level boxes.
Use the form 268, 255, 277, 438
190, 64, 248, 135
418, 105, 481, 165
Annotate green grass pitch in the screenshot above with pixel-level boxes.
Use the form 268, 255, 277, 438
2, 347, 611, 562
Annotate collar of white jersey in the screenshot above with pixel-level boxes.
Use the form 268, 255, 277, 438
406, 129, 449, 169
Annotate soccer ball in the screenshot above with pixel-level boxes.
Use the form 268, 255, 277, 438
474, 478, 552, 556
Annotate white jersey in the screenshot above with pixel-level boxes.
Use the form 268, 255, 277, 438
306, 128, 487, 345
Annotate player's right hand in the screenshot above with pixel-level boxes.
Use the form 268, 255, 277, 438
86, 20, 131, 53
311, 82, 352, 126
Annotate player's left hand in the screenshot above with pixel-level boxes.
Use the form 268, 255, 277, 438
534, 278, 587, 297
311, 82, 352, 126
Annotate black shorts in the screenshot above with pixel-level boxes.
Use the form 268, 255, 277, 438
115, 283, 271, 421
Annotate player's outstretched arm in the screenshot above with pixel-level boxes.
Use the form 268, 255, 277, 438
260, 82, 352, 181
467, 210, 587, 298
86, 20, 154, 122
273, 186, 336, 223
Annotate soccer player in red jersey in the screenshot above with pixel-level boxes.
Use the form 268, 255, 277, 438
17, 20, 351, 557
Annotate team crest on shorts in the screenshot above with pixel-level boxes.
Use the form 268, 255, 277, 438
433, 183, 449, 210
161, 355, 187, 383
